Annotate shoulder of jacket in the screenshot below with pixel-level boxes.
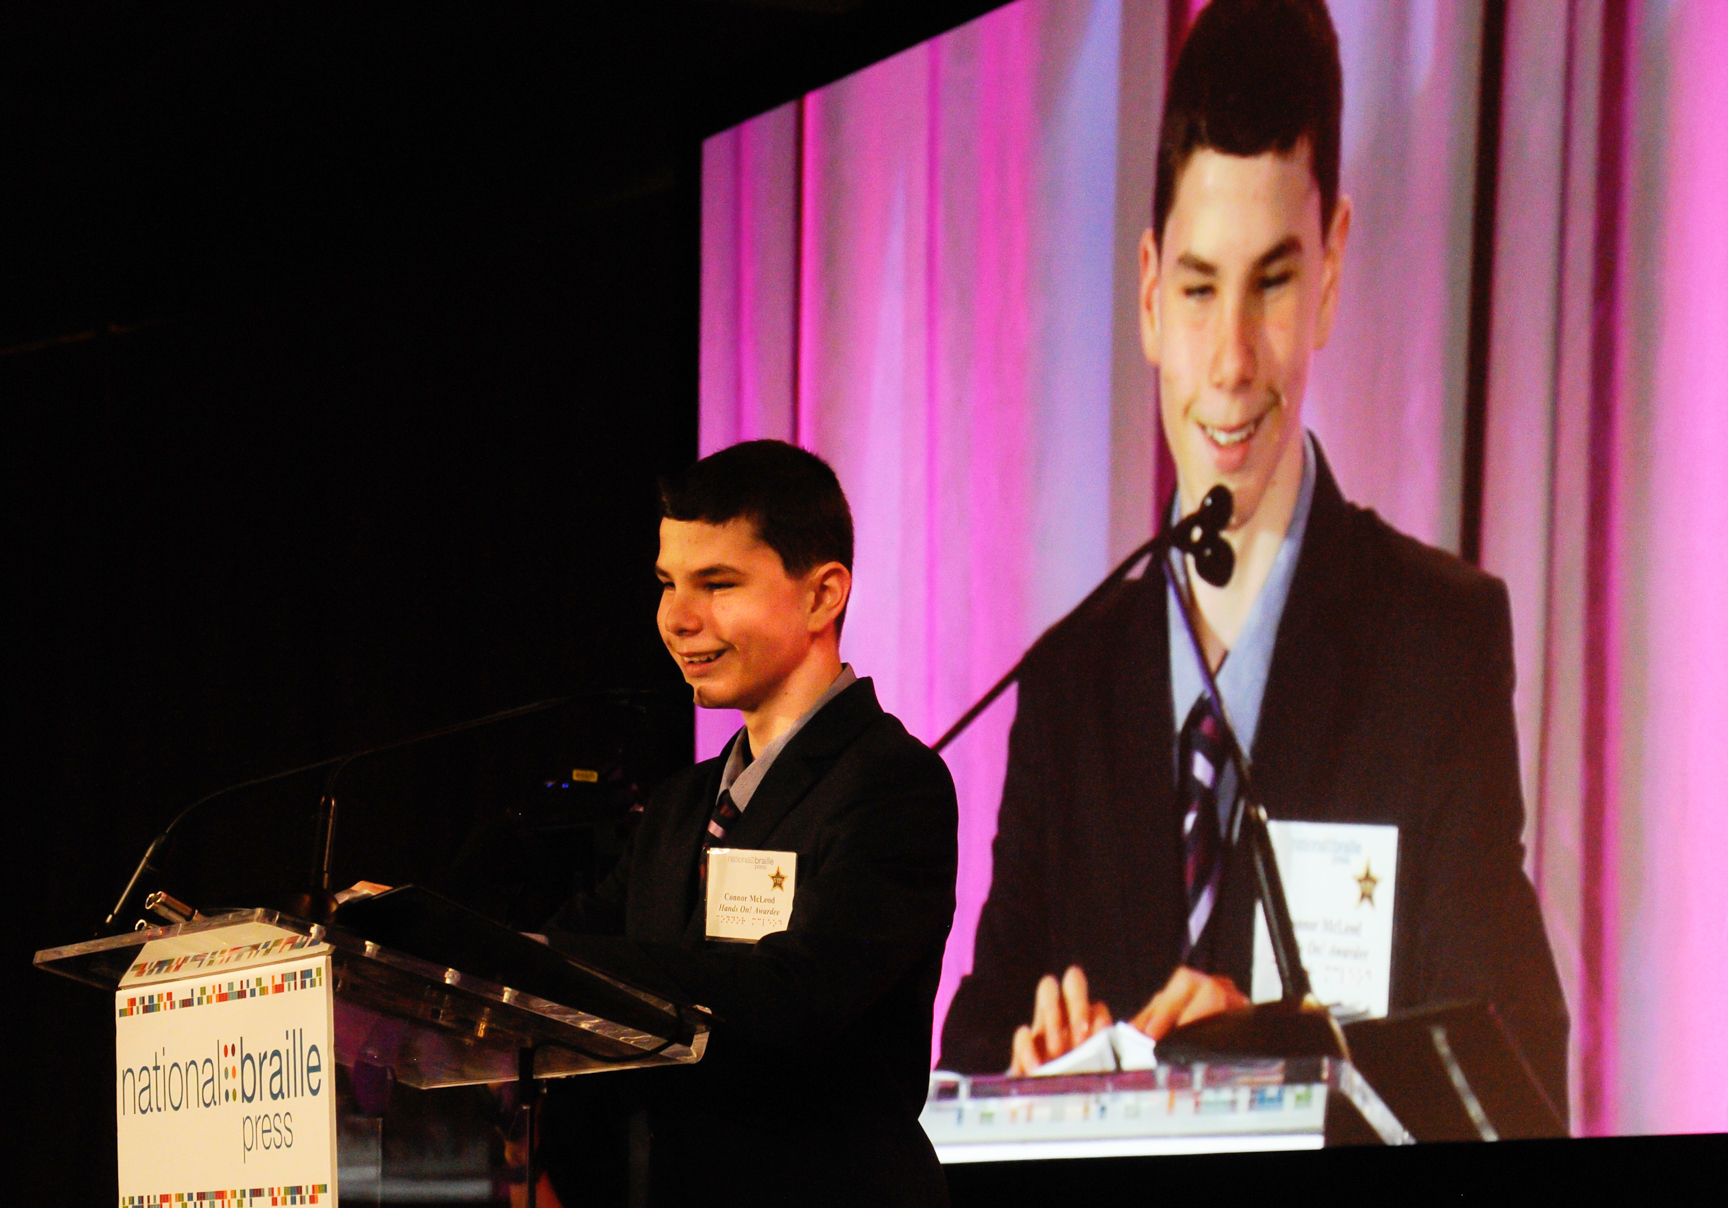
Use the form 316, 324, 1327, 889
1354, 503, 1502, 595
1019, 570, 1156, 676
832, 707, 957, 792
1340, 503, 1510, 664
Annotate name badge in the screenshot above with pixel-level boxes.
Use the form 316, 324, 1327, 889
704, 848, 797, 943
1251, 821, 1399, 1019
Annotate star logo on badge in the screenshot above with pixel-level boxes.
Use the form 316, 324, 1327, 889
1356, 860, 1379, 907
769, 867, 787, 891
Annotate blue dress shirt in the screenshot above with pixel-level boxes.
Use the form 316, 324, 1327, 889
1167, 432, 1317, 833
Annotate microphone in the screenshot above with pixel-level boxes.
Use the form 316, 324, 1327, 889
1170, 483, 1235, 588
99, 753, 349, 936
1154, 488, 1346, 1060
298, 696, 579, 922
96, 692, 661, 935
932, 485, 1234, 754
927, 474, 1334, 1057
1155, 485, 1311, 998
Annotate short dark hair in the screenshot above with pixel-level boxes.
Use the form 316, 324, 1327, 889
1152, 0, 1343, 247
660, 439, 854, 578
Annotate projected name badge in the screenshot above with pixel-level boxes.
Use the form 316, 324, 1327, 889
705, 848, 798, 943
1251, 821, 1400, 1019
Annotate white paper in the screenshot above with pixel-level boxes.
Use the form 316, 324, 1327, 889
704, 848, 797, 942
1250, 821, 1399, 1019
1032, 1022, 1158, 1076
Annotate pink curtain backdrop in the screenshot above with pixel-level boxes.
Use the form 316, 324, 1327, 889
701, 0, 1728, 1136
1315, 0, 1485, 551
700, 0, 1168, 1066
1482, 0, 1728, 1136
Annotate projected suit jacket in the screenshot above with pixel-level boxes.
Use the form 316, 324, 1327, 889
938, 448, 1570, 1113
544, 677, 958, 1207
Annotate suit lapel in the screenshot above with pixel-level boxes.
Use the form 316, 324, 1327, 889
1252, 441, 1358, 815
677, 679, 881, 945
722, 677, 883, 851
1136, 569, 1175, 785
1103, 569, 1170, 807
1117, 570, 1183, 946
658, 757, 724, 939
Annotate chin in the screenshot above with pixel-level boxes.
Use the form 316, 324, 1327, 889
1221, 483, 1268, 532
1223, 459, 1298, 535
690, 685, 736, 710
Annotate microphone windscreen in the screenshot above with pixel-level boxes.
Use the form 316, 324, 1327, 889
1200, 485, 1234, 533
1194, 537, 1235, 588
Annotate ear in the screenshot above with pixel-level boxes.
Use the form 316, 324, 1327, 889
1138, 226, 1162, 367
805, 562, 852, 636
1314, 195, 1352, 351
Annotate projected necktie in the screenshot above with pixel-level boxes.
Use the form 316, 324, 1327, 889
1178, 695, 1227, 957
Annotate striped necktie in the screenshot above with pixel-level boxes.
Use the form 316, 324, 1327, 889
706, 788, 742, 848
1177, 695, 1228, 957
695, 788, 743, 903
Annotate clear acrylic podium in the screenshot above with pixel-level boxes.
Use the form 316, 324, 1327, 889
36, 905, 712, 1204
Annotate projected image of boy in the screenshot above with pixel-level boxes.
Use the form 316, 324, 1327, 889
937, 0, 1568, 1113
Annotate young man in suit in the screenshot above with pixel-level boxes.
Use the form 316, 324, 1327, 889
938, 0, 1569, 1114
544, 439, 958, 1205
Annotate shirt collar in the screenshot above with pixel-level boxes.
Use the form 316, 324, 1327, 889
1168, 430, 1317, 757
717, 664, 858, 810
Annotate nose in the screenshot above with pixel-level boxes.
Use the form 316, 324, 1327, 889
659, 585, 701, 639
1209, 292, 1258, 393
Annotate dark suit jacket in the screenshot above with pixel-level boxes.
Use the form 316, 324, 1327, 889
939, 446, 1570, 1113
545, 677, 958, 1206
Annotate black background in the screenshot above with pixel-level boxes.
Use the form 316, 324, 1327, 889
7, 3, 1000, 1199
7, 1, 1717, 1201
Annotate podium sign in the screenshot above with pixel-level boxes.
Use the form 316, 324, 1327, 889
116, 952, 337, 1206
39, 904, 712, 1205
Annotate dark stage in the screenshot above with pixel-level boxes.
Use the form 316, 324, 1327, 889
8, 3, 1719, 1202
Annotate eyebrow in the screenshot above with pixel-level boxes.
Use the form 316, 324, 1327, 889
1176, 236, 1304, 277
657, 563, 746, 579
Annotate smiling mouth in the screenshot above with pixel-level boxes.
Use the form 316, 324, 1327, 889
679, 651, 724, 666
1197, 392, 1283, 449
1199, 412, 1268, 447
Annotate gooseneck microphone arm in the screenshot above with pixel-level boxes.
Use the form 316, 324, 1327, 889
100, 753, 350, 936
932, 486, 1235, 756
303, 695, 574, 896
928, 483, 1312, 1005
98, 694, 576, 935
1159, 543, 1312, 1004
932, 536, 1161, 755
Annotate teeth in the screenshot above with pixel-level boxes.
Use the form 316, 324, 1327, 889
1202, 416, 1262, 447
683, 652, 721, 664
